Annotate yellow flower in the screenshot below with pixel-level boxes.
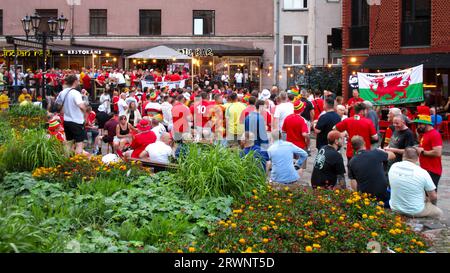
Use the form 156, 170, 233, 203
253, 196, 259, 200
262, 238, 269, 243
305, 246, 313, 252
277, 213, 282, 217
389, 229, 397, 235
346, 199, 353, 204
188, 247, 195, 252
313, 244, 321, 249
249, 206, 254, 211
233, 209, 243, 214
339, 216, 345, 221
219, 220, 225, 225
244, 247, 253, 253
353, 223, 360, 228
417, 241, 424, 247
304, 221, 313, 227
259, 250, 266, 253
177, 249, 183, 253
319, 231, 327, 236
362, 214, 368, 219
247, 227, 253, 232
394, 248, 402, 252
272, 226, 278, 230
284, 186, 289, 191
369, 215, 375, 220
371, 232, 378, 237
219, 249, 227, 253
262, 226, 268, 231
270, 221, 275, 225
395, 223, 402, 228
231, 223, 237, 229
239, 238, 246, 244
268, 205, 273, 209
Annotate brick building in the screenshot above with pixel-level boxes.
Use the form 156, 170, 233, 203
0, 0, 274, 88
342, 0, 450, 103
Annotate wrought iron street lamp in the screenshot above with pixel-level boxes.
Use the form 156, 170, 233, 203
20, 12, 68, 101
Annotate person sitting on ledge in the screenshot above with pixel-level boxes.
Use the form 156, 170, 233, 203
388, 147, 443, 219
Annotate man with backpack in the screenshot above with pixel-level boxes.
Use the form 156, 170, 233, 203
55, 74, 87, 155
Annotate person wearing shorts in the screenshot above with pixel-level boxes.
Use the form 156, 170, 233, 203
56, 74, 87, 154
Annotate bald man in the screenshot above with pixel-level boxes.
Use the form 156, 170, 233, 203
140, 132, 173, 164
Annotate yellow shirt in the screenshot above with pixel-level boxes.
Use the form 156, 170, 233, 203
80, 72, 85, 82
18, 94, 31, 103
225, 102, 247, 135
0, 94, 9, 110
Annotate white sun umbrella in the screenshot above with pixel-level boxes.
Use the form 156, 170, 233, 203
127, 45, 193, 88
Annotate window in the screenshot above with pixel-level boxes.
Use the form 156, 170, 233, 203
139, 10, 161, 35
284, 36, 308, 65
0, 10, 3, 35
349, 0, 369, 48
90, 9, 107, 36
402, 0, 431, 46
193, 10, 215, 36
327, 35, 342, 65
36, 9, 58, 33
284, 0, 308, 10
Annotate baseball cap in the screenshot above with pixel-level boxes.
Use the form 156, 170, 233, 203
259, 89, 271, 101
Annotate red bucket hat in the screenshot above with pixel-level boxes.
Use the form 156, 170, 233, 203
137, 119, 151, 131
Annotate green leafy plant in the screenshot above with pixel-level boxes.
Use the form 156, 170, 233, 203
176, 144, 266, 200
8, 104, 47, 118
0, 129, 66, 172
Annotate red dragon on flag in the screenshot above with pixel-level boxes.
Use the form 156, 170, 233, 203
369, 75, 411, 101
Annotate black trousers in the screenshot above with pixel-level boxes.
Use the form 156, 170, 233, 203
427, 171, 441, 190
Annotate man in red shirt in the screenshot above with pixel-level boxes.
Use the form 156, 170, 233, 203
124, 119, 157, 160
415, 114, 443, 191
347, 89, 364, 117
239, 96, 257, 124
190, 92, 212, 142
172, 95, 192, 142
82, 72, 91, 94
112, 90, 120, 114
96, 71, 106, 88
335, 102, 378, 161
170, 71, 182, 82
312, 90, 324, 122
282, 99, 309, 150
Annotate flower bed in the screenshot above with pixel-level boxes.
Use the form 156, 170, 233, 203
33, 154, 151, 188
166, 186, 430, 253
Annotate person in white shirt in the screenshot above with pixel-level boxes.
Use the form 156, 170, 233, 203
161, 96, 173, 131
99, 89, 111, 114
151, 118, 167, 140
114, 70, 126, 89
55, 75, 87, 155
273, 91, 294, 132
117, 93, 128, 116
221, 71, 230, 86
234, 69, 244, 89
388, 147, 443, 219
139, 132, 173, 164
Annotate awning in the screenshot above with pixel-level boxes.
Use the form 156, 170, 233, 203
361, 53, 450, 69
126, 45, 191, 60
124, 44, 264, 57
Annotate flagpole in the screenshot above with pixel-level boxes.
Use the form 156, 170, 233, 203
191, 57, 194, 90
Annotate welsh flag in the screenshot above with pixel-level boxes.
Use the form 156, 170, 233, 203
358, 65, 424, 106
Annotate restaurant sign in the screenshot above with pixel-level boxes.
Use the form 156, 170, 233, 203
177, 48, 213, 57
2, 49, 52, 57
67, 49, 102, 55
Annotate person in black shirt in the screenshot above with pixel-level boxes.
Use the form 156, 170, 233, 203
300, 89, 314, 128
349, 136, 396, 203
311, 131, 346, 189
384, 114, 415, 166
314, 98, 341, 150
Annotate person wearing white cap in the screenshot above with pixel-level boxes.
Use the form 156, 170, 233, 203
259, 89, 275, 114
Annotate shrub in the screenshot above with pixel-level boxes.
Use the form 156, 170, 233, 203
7, 105, 47, 131
0, 129, 66, 172
167, 186, 431, 253
176, 144, 267, 200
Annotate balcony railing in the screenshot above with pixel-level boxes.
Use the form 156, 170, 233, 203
349, 25, 369, 49
401, 20, 431, 47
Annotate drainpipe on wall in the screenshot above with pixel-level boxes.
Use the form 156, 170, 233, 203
275, 0, 280, 87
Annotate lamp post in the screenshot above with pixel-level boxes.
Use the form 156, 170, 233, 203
20, 12, 68, 101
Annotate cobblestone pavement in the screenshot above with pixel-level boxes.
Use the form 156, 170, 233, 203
301, 139, 450, 253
